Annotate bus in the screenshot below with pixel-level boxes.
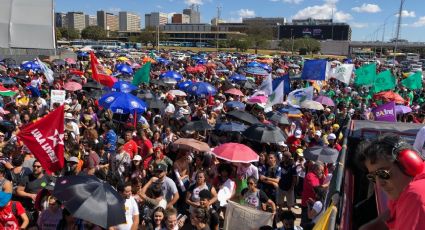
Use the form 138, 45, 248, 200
70, 40, 122, 50
352, 50, 375, 59
406, 53, 420, 62
387, 53, 407, 63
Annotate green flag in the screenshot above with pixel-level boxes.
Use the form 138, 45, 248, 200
401, 71, 422, 90
372, 70, 396, 93
354, 63, 376, 86
132, 62, 151, 85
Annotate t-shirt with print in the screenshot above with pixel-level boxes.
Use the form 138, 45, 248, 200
242, 189, 269, 210
0, 201, 25, 230
117, 196, 140, 230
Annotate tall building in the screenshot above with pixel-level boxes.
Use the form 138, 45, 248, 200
97, 11, 107, 30
119, 12, 141, 31
55, 12, 67, 28
66, 12, 86, 31
85, 15, 97, 27
106, 13, 119, 31
145, 12, 168, 28
172, 14, 190, 24
183, 5, 201, 24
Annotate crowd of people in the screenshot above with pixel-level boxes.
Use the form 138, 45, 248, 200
0, 49, 423, 230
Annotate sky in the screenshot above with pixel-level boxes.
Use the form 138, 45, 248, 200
55, 0, 425, 42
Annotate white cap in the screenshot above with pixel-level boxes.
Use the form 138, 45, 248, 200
315, 130, 322, 137
328, 133, 337, 140
278, 141, 287, 147
325, 108, 331, 113
295, 130, 302, 138
133, 155, 142, 161
65, 113, 74, 119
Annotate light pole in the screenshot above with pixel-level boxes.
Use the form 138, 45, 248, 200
394, 0, 407, 54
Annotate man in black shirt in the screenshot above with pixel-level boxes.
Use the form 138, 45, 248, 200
277, 151, 298, 212
199, 189, 219, 230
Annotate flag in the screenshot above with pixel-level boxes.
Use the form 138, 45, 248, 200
36, 57, 54, 85
149, 51, 156, 59
272, 74, 291, 95
265, 80, 284, 112
132, 62, 151, 85
372, 101, 396, 122
301, 59, 327, 81
287, 86, 314, 108
26, 85, 41, 98
372, 70, 396, 93
258, 73, 273, 95
401, 71, 423, 90
17, 105, 65, 173
0, 84, 17, 97
354, 63, 376, 86
327, 64, 354, 85
89, 51, 116, 88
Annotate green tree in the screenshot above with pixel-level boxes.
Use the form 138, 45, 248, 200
59, 27, 80, 40
81, 26, 107, 40
55, 28, 62, 40
294, 38, 321, 54
246, 23, 273, 54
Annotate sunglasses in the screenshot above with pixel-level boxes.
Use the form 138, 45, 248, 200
33, 165, 42, 168
366, 168, 392, 183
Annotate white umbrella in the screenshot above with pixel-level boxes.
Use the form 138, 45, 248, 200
167, 89, 187, 97
300, 100, 324, 110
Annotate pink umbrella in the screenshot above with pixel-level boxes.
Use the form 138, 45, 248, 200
314, 95, 335, 107
248, 95, 268, 104
131, 63, 141, 69
225, 88, 244, 96
64, 81, 82, 91
212, 142, 259, 163
64, 58, 76, 65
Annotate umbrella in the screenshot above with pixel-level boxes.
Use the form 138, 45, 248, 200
83, 81, 102, 90
52, 59, 66, 66
131, 63, 141, 69
157, 57, 170, 65
248, 95, 268, 104
229, 74, 247, 82
187, 82, 217, 96
77, 51, 89, 57
64, 58, 76, 65
173, 138, 210, 152
259, 63, 272, 72
181, 120, 213, 132
69, 69, 84, 76
227, 110, 260, 125
197, 59, 207, 65
373, 91, 405, 104
212, 143, 259, 163
14, 75, 30, 81
116, 64, 133, 75
160, 71, 183, 82
85, 90, 103, 99
225, 88, 244, 96
0, 58, 16, 66
314, 96, 335, 107
63, 82, 82, 91
244, 67, 268, 76
138, 91, 154, 100
247, 62, 261, 68
241, 80, 256, 89
216, 68, 230, 73
243, 123, 286, 144
215, 122, 247, 132
21, 61, 40, 70
303, 146, 339, 163
167, 89, 187, 97
206, 62, 217, 68
111, 80, 138, 93
53, 175, 126, 228
0, 77, 17, 86
300, 100, 324, 110
395, 105, 412, 114
145, 99, 165, 109
177, 81, 193, 91
224, 101, 246, 110
116, 56, 129, 62
99, 92, 147, 114
267, 112, 290, 125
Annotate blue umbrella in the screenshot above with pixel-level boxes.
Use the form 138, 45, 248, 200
259, 63, 272, 72
160, 71, 183, 82
21, 61, 40, 71
157, 58, 170, 65
192, 56, 202, 60
197, 59, 207, 65
77, 51, 88, 57
229, 74, 247, 82
247, 61, 261, 67
244, 67, 269, 76
116, 64, 134, 75
215, 122, 247, 132
111, 80, 138, 93
177, 81, 193, 91
187, 82, 217, 96
278, 106, 302, 115
225, 101, 246, 110
99, 92, 147, 114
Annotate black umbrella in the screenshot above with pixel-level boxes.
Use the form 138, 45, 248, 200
303, 146, 339, 163
182, 120, 213, 132
137, 91, 154, 100
53, 176, 126, 228
14, 75, 30, 81
0, 77, 17, 86
85, 90, 103, 99
83, 81, 102, 90
243, 123, 286, 144
0, 58, 16, 66
267, 112, 290, 125
227, 110, 260, 125
240, 80, 255, 89
52, 59, 66, 66
146, 99, 166, 109
215, 122, 247, 132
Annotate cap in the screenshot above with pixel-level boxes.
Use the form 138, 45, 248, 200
296, 148, 304, 157
68, 156, 79, 163
315, 130, 322, 137
332, 124, 340, 130
154, 163, 167, 172
277, 141, 287, 147
328, 133, 337, 140
133, 155, 142, 161
65, 113, 74, 119
295, 130, 302, 138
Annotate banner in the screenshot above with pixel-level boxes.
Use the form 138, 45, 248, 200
372, 101, 396, 122
354, 63, 376, 86
372, 70, 396, 93
401, 71, 423, 90
301, 59, 327, 81
17, 105, 65, 173
327, 64, 354, 85
223, 201, 273, 230
50, 90, 66, 108
287, 86, 314, 108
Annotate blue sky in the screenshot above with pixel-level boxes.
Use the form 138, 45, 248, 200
55, 0, 425, 41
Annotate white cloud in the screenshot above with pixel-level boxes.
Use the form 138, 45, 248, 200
271, 0, 304, 4
108, 7, 121, 13
395, 10, 416, 18
238, 9, 256, 18
352, 3, 381, 13
351, 22, 368, 28
184, 0, 203, 5
292, 0, 352, 22
412, 16, 425, 27
156, 5, 163, 9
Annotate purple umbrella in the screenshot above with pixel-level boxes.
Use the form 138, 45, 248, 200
395, 105, 412, 114
314, 96, 335, 107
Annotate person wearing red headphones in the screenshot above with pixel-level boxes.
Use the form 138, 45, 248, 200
358, 133, 425, 230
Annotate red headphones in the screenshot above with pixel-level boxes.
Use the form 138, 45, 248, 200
392, 142, 424, 177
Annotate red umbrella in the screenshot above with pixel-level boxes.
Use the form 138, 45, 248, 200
373, 91, 405, 104
212, 143, 259, 163
186, 66, 197, 73
225, 88, 244, 96
195, 65, 206, 73
64, 58, 76, 65
64, 81, 82, 91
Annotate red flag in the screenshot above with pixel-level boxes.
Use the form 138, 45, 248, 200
17, 105, 65, 173
89, 51, 117, 87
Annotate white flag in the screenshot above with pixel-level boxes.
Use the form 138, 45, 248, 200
258, 73, 273, 95
36, 57, 54, 85
265, 80, 284, 112
287, 86, 314, 108
327, 64, 354, 85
